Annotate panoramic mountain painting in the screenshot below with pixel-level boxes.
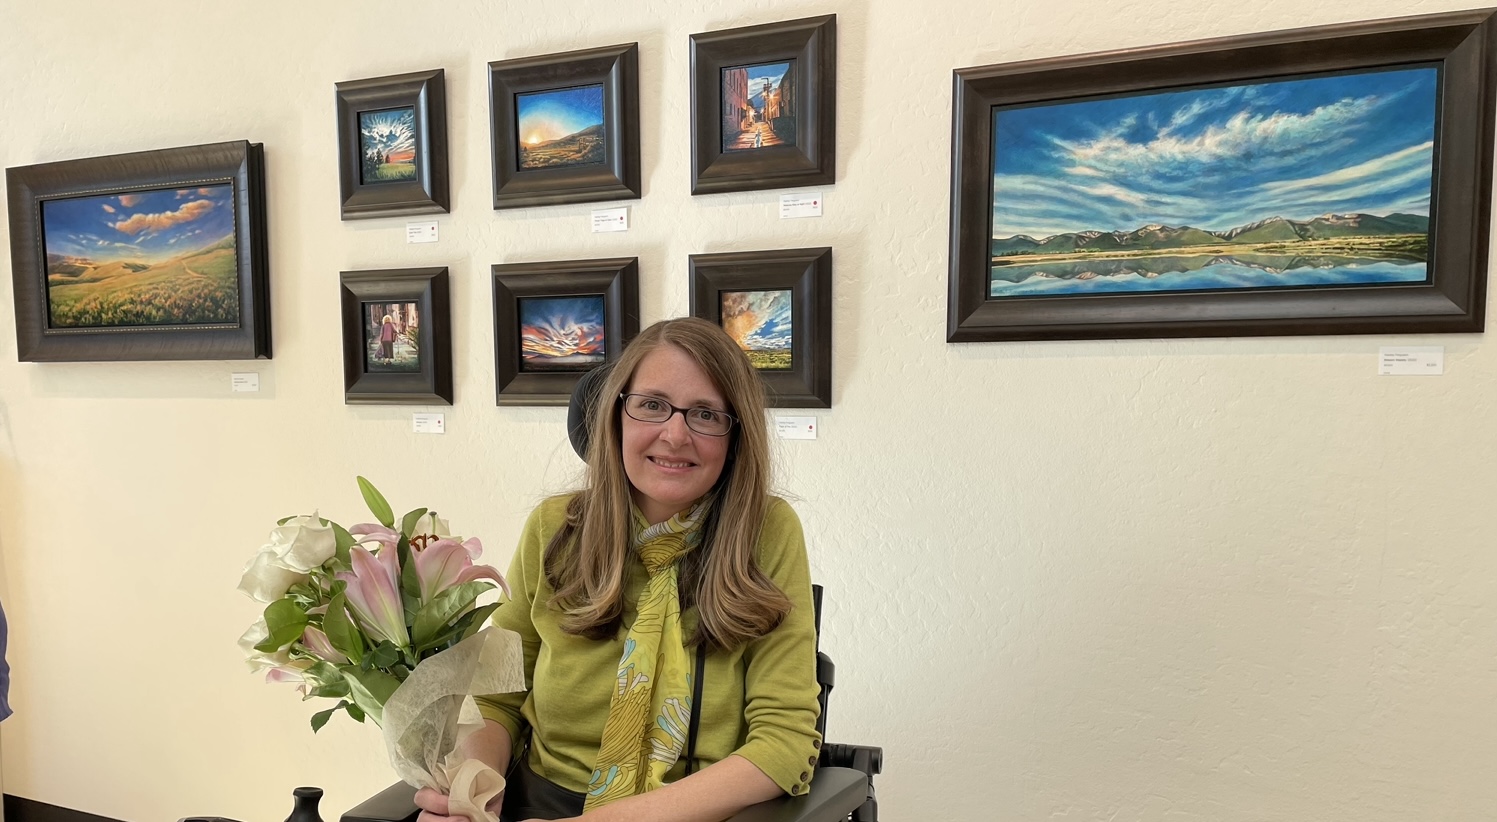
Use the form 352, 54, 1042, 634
516, 85, 605, 170
989, 66, 1438, 297
42, 185, 239, 328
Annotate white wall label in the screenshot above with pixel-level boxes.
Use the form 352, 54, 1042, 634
1379, 346, 1444, 376
775, 415, 817, 440
779, 192, 823, 219
412, 413, 446, 434
592, 207, 629, 232
230, 372, 260, 392
406, 221, 439, 243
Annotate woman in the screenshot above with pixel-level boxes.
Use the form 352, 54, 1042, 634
378, 314, 398, 362
417, 318, 822, 822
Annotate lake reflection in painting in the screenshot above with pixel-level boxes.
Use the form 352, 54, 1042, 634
990, 254, 1427, 296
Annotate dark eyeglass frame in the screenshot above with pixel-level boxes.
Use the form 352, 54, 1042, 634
619, 392, 738, 437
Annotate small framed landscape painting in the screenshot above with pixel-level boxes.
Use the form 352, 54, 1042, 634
689, 15, 836, 195
335, 69, 449, 220
947, 9, 1497, 341
491, 257, 639, 405
489, 44, 640, 209
6, 140, 269, 362
339, 267, 452, 405
689, 247, 831, 408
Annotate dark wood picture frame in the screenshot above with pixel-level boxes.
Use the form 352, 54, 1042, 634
7, 140, 270, 362
689, 15, 836, 195
335, 68, 449, 220
690, 247, 832, 408
491, 257, 639, 405
488, 44, 641, 209
949, 9, 1497, 342
339, 267, 452, 405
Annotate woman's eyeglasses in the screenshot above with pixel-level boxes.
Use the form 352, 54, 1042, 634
620, 393, 737, 437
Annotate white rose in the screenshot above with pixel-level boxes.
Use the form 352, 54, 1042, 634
265, 514, 337, 572
236, 514, 338, 603
238, 618, 292, 672
237, 548, 308, 603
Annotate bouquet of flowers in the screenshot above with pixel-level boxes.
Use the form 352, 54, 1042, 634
238, 477, 524, 821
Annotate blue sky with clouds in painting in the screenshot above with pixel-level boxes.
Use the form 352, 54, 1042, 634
43, 184, 236, 264
991, 67, 1438, 238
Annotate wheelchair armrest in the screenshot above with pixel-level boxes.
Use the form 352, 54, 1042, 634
725, 767, 867, 822
342, 781, 418, 822
341, 767, 868, 822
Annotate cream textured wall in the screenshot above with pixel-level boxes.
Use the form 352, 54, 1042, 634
0, 0, 1494, 820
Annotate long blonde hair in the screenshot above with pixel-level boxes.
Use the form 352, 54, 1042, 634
544, 317, 791, 651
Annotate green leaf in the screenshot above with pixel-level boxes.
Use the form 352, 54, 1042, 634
342, 665, 402, 724
310, 703, 341, 733
366, 640, 401, 671
255, 599, 308, 653
400, 508, 429, 539
356, 476, 395, 528
397, 536, 421, 603
331, 522, 355, 567
322, 592, 365, 665
412, 581, 491, 649
345, 700, 366, 723
415, 601, 499, 656
459, 602, 501, 641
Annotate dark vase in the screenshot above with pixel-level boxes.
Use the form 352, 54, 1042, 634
286, 787, 325, 822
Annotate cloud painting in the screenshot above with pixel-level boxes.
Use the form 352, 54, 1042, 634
721, 289, 792, 370
518, 295, 606, 371
988, 66, 1439, 296
359, 107, 417, 183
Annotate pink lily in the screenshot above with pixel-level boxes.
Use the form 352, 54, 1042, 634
413, 538, 509, 603
349, 523, 400, 550
266, 658, 316, 696
336, 546, 408, 648
300, 625, 350, 665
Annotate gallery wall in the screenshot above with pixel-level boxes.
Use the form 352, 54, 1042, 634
1, 1, 1495, 820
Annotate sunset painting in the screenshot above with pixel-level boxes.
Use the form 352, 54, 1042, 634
516, 85, 605, 170
518, 295, 605, 371
721, 289, 792, 370
41, 184, 239, 328
989, 66, 1438, 297
359, 107, 417, 183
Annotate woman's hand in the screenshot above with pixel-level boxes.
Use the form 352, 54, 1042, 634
414, 787, 462, 822
414, 785, 507, 822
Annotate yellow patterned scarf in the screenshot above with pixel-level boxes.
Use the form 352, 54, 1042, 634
584, 500, 708, 810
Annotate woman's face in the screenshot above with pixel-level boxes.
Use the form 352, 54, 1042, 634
620, 344, 731, 525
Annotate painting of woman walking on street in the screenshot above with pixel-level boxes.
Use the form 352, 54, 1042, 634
989, 66, 1438, 297
364, 302, 420, 373
722, 60, 797, 152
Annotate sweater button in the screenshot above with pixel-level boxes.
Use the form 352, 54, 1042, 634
800, 771, 809, 781
808, 755, 817, 766
812, 739, 821, 748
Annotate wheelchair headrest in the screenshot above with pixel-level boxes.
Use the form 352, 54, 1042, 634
566, 363, 616, 460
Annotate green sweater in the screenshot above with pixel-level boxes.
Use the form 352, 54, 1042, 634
475, 495, 824, 798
